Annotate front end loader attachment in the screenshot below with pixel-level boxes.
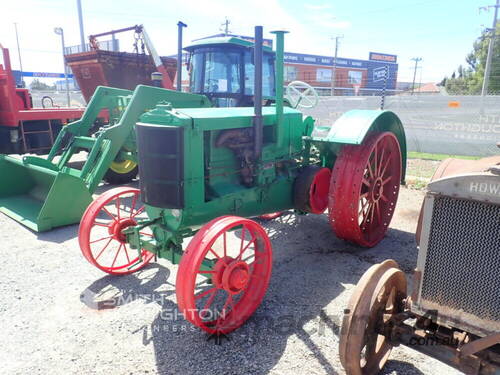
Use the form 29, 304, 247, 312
0, 155, 93, 232
0, 85, 211, 232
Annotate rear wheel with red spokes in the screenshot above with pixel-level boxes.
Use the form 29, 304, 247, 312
78, 187, 154, 275
176, 216, 272, 334
329, 132, 402, 247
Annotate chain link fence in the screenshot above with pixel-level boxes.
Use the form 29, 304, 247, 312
304, 94, 500, 157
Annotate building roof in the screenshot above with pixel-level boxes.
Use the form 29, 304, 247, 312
413, 82, 440, 93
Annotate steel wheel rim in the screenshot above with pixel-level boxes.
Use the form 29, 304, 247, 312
110, 159, 138, 174
329, 132, 402, 247
339, 261, 407, 375
176, 216, 272, 334
78, 187, 154, 275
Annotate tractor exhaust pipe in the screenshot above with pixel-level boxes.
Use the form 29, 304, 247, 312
177, 21, 187, 91
253, 25, 263, 159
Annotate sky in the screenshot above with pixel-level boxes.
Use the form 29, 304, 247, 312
0, 0, 494, 84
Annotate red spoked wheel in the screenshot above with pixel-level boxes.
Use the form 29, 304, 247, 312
258, 212, 283, 220
329, 132, 402, 247
308, 167, 331, 213
176, 216, 272, 334
78, 187, 155, 275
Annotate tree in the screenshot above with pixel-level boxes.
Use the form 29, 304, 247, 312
444, 23, 500, 94
30, 78, 55, 91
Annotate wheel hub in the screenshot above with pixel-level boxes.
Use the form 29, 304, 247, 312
108, 218, 136, 242
370, 177, 384, 202
213, 257, 250, 294
223, 261, 250, 294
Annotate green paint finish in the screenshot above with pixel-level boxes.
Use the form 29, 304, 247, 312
309, 109, 407, 181
184, 36, 274, 53
0, 85, 212, 232
129, 98, 314, 254
0, 155, 92, 231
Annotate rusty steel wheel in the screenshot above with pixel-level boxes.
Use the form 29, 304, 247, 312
339, 260, 407, 375
329, 132, 402, 247
176, 216, 272, 334
79, 187, 154, 275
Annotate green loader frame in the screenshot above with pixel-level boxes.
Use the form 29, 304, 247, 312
0, 86, 210, 231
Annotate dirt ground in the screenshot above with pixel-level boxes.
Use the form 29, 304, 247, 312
0, 184, 462, 375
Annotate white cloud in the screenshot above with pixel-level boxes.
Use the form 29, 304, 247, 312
318, 20, 352, 29
304, 3, 332, 11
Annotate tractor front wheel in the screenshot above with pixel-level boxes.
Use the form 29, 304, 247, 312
329, 132, 402, 247
176, 216, 272, 334
78, 187, 154, 275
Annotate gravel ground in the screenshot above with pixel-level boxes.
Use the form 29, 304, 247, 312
0, 184, 462, 375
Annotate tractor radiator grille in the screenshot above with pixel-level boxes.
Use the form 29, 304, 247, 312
421, 196, 500, 325
136, 123, 184, 209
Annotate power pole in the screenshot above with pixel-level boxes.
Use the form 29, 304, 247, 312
418, 64, 423, 90
54, 27, 71, 107
13, 23, 24, 86
331, 35, 343, 96
481, 0, 500, 96
411, 57, 422, 95
76, 0, 86, 52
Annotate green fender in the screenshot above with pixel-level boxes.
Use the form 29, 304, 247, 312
310, 109, 407, 182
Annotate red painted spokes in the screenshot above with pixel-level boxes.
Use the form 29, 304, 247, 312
329, 132, 402, 247
176, 216, 272, 334
78, 187, 154, 275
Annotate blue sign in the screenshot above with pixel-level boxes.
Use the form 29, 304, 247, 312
20, 71, 74, 79
283, 52, 398, 90
284, 52, 368, 69
373, 66, 388, 82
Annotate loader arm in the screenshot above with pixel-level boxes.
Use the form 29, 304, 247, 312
0, 85, 211, 232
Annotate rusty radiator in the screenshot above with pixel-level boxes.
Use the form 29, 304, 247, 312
415, 190, 500, 336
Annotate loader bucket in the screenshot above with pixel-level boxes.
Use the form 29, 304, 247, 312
0, 155, 93, 232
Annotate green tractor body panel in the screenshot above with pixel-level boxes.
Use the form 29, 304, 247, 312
309, 109, 407, 181
130, 103, 309, 255
127, 101, 407, 260
0, 85, 211, 232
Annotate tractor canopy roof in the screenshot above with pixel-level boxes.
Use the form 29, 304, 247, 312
184, 36, 274, 53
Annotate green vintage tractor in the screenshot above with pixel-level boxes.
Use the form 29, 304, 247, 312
0, 29, 316, 232
78, 27, 406, 336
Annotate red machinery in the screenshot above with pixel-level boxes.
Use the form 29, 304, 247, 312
66, 25, 176, 102
0, 44, 86, 154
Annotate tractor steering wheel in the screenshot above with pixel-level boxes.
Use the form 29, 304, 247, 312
286, 81, 319, 109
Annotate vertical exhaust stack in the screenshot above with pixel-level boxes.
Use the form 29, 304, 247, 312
177, 21, 187, 91
253, 25, 264, 159
270, 30, 288, 148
